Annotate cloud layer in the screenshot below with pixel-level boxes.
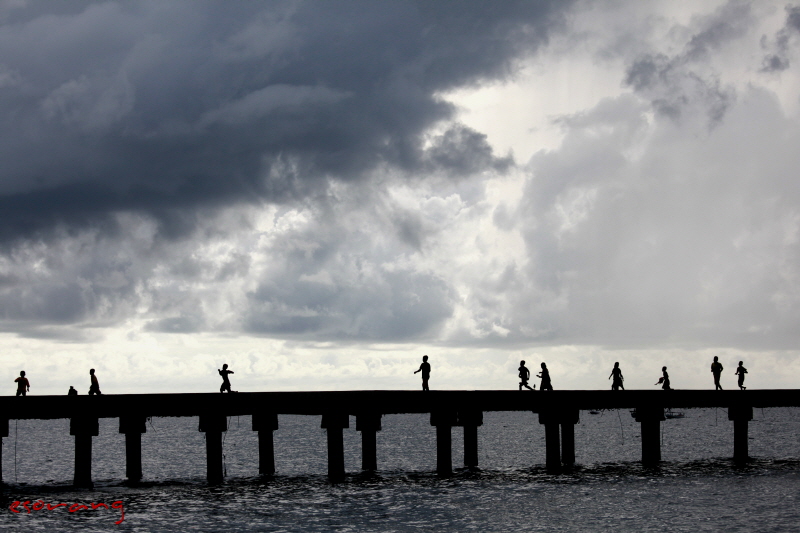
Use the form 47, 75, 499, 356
3, 1, 800, 392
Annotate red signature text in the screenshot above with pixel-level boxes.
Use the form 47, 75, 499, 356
9, 499, 125, 524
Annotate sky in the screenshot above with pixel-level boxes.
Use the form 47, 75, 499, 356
2, 0, 800, 394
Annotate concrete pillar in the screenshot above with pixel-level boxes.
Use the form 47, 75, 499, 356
252, 412, 279, 476
119, 416, 147, 482
543, 422, 561, 473
70, 417, 99, 488
356, 413, 382, 471
321, 412, 349, 481
457, 411, 483, 468
0, 418, 8, 483
728, 405, 753, 463
431, 410, 457, 475
538, 408, 578, 473
199, 414, 228, 483
632, 407, 665, 466
560, 423, 576, 466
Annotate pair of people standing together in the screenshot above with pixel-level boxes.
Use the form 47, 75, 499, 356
711, 357, 748, 390
518, 361, 552, 391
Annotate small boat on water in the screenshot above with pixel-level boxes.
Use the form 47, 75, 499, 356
665, 409, 685, 419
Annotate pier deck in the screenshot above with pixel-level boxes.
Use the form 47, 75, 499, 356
1, 389, 797, 485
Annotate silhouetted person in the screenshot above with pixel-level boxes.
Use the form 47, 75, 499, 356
14, 370, 29, 397
609, 362, 624, 390
711, 356, 723, 390
413, 355, 430, 391
68, 385, 78, 396
89, 368, 102, 395
655, 366, 671, 390
219, 364, 234, 393
518, 360, 533, 390
735, 361, 748, 390
537, 362, 553, 391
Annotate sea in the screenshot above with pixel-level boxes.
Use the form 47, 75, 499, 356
1, 406, 799, 532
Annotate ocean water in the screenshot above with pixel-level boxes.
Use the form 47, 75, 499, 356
1, 407, 799, 532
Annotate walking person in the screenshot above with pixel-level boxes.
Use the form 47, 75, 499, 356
537, 362, 553, 391
219, 364, 234, 393
655, 366, 671, 390
89, 368, 102, 395
609, 362, 624, 390
413, 355, 431, 391
711, 356, 724, 390
14, 370, 30, 397
735, 361, 748, 390
518, 360, 534, 390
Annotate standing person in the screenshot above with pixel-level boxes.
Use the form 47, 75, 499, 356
14, 370, 29, 397
735, 361, 748, 390
89, 368, 102, 395
655, 366, 671, 390
711, 356, 724, 390
413, 355, 431, 391
537, 362, 553, 391
518, 360, 533, 390
609, 362, 624, 390
219, 364, 234, 393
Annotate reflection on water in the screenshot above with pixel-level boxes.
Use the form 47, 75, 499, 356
1, 408, 799, 531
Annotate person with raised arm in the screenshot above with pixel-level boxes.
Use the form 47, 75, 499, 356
655, 366, 671, 390
219, 364, 234, 393
413, 355, 431, 391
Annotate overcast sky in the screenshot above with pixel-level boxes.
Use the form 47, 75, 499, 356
2, 0, 800, 394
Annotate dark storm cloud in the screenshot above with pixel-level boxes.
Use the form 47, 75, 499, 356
0, 0, 569, 243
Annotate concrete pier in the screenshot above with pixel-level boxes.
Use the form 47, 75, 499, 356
321, 412, 349, 481
0, 390, 797, 484
633, 406, 665, 466
253, 412, 279, 475
70, 417, 99, 488
199, 414, 228, 483
119, 415, 147, 482
356, 413, 382, 471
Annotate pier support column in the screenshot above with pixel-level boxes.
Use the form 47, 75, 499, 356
633, 407, 665, 466
538, 408, 578, 473
457, 411, 483, 468
431, 411, 457, 475
70, 417, 99, 488
0, 418, 8, 483
199, 414, 228, 484
560, 409, 580, 467
119, 416, 147, 482
728, 405, 753, 463
321, 413, 349, 482
538, 414, 561, 474
253, 412, 279, 476
356, 413, 382, 471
